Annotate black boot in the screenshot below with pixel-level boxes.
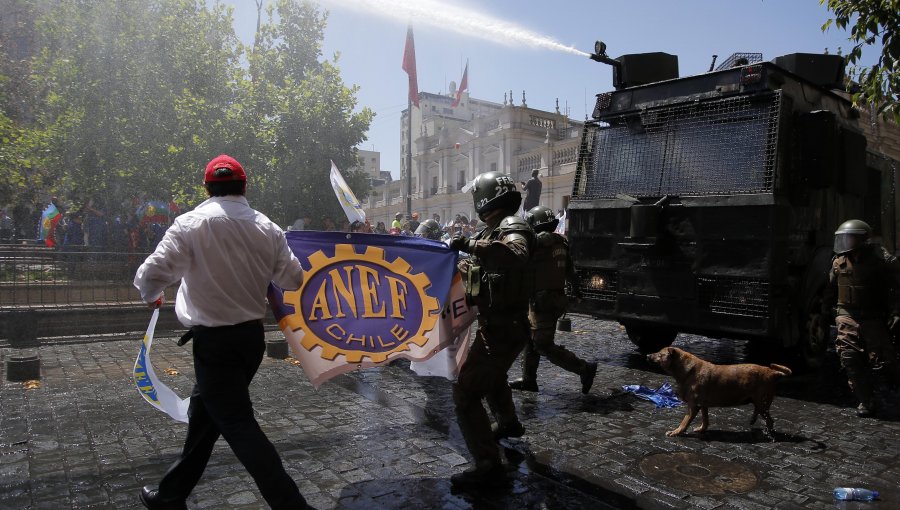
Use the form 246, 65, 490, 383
450, 461, 507, 491
581, 362, 598, 394
492, 421, 525, 441
139, 487, 187, 510
508, 378, 539, 392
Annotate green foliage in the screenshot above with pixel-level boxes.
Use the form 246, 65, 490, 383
821, 0, 900, 123
0, 0, 372, 226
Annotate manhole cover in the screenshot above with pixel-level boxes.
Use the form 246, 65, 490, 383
639, 452, 758, 495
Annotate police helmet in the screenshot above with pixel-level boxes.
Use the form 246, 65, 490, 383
833, 219, 871, 254
470, 171, 521, 214
414, 219, 442, 240
525, 205, 559, 233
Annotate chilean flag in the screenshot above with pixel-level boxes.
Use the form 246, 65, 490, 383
451, 60, 468, 107
402, 25, 419, 108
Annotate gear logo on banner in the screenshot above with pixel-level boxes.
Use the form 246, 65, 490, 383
281, 244, 440, 363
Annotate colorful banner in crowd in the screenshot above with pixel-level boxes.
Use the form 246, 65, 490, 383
270, 230, 469, 388
39, 203, 61, 247
132, 308, 190, 423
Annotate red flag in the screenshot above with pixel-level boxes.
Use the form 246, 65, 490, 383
452, 60, 468, 107
402, 26, 419, 108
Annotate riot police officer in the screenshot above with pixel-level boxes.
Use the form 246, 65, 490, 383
824, 219, 900, 417
447, 171, 534, 490
414, 218, 442, 241
509, 206, 598, 394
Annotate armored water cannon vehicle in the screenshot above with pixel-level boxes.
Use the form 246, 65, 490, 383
569, 44, 900, 367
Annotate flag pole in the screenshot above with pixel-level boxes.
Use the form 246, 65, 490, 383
406, 97, 412, 221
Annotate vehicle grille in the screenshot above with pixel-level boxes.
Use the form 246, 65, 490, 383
697, 275, 768, 319
573, 91, 781, 199
573, 268, 617, 305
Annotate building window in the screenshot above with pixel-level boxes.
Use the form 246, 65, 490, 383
458, 170, 466, 190
490, 162, 497, 172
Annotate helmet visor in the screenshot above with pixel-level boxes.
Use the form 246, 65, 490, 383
834, 233, 864, 254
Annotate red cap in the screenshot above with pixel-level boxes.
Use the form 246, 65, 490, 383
204, 154, 246, 183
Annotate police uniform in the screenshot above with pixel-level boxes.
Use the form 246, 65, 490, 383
511, 211, 597, 393
824, 220, 900, 417
448, 172, 533, 489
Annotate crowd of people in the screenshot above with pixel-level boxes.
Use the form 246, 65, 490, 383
289, 211, 484, 241
1, 197, 177, 253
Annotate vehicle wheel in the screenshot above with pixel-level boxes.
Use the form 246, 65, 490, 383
625, 323, 677, 354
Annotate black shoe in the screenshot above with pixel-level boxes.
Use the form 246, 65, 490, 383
856, 402, 878, 418
139, 486, 187, 510
450, 462, 507, 491
508, 379, 539, 392
492, 421, 526, 441
581, 362, 598, 394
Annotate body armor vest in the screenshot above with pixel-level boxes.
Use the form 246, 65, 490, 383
531, 231, 568, 292
835, 247, 888, 311
466, 216, 534, 313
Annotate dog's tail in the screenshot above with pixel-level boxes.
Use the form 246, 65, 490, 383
769, 364, 792, 376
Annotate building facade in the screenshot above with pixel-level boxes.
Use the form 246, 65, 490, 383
364, 90, 583, 227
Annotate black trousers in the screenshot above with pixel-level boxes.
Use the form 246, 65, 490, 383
452, 315, 528, 467
157, 320, 306, 509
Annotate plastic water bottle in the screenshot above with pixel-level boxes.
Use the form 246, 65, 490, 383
833, 488, 879, 501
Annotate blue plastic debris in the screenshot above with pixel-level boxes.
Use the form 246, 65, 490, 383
622, 382, 683, 408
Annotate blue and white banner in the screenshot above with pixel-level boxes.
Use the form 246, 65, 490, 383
133, 308, 190, 423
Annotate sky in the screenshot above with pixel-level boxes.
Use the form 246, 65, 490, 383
218, 0, 878, 178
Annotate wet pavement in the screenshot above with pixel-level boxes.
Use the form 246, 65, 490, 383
2, 314, 899, 509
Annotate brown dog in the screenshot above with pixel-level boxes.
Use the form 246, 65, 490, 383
647, 347, 792, 437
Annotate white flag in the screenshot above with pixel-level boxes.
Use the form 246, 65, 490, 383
555, 209, 567, 235
329, 160, 366, 224
133, 309, 190, 423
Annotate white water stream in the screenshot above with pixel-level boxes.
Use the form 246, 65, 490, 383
325, 0, 589, 57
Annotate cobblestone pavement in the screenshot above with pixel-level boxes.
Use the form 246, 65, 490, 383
2, 314, 899, 509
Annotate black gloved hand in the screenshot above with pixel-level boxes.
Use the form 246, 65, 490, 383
449, 234, 471, 253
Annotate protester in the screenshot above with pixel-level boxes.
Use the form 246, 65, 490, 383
133, 154, 310, 510
374, 221, 387, 234
83, 197, 108, 248
62, 211, 85, 247
521, 169, 542, 211
391, 212, 403, 231
408, 212, 420, 233
448, 171, 534, 490
349, 220, 365, 232
0, 209, 13, 242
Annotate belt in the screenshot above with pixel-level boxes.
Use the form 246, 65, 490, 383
178, 319, 264, 346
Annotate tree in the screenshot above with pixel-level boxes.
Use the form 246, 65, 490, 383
2, 0, 372, 226
31, 0, 242, 208
821, 0, 900, 123
244, 0, 373, 227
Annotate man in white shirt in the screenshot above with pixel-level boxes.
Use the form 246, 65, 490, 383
134, 154, 309, 510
